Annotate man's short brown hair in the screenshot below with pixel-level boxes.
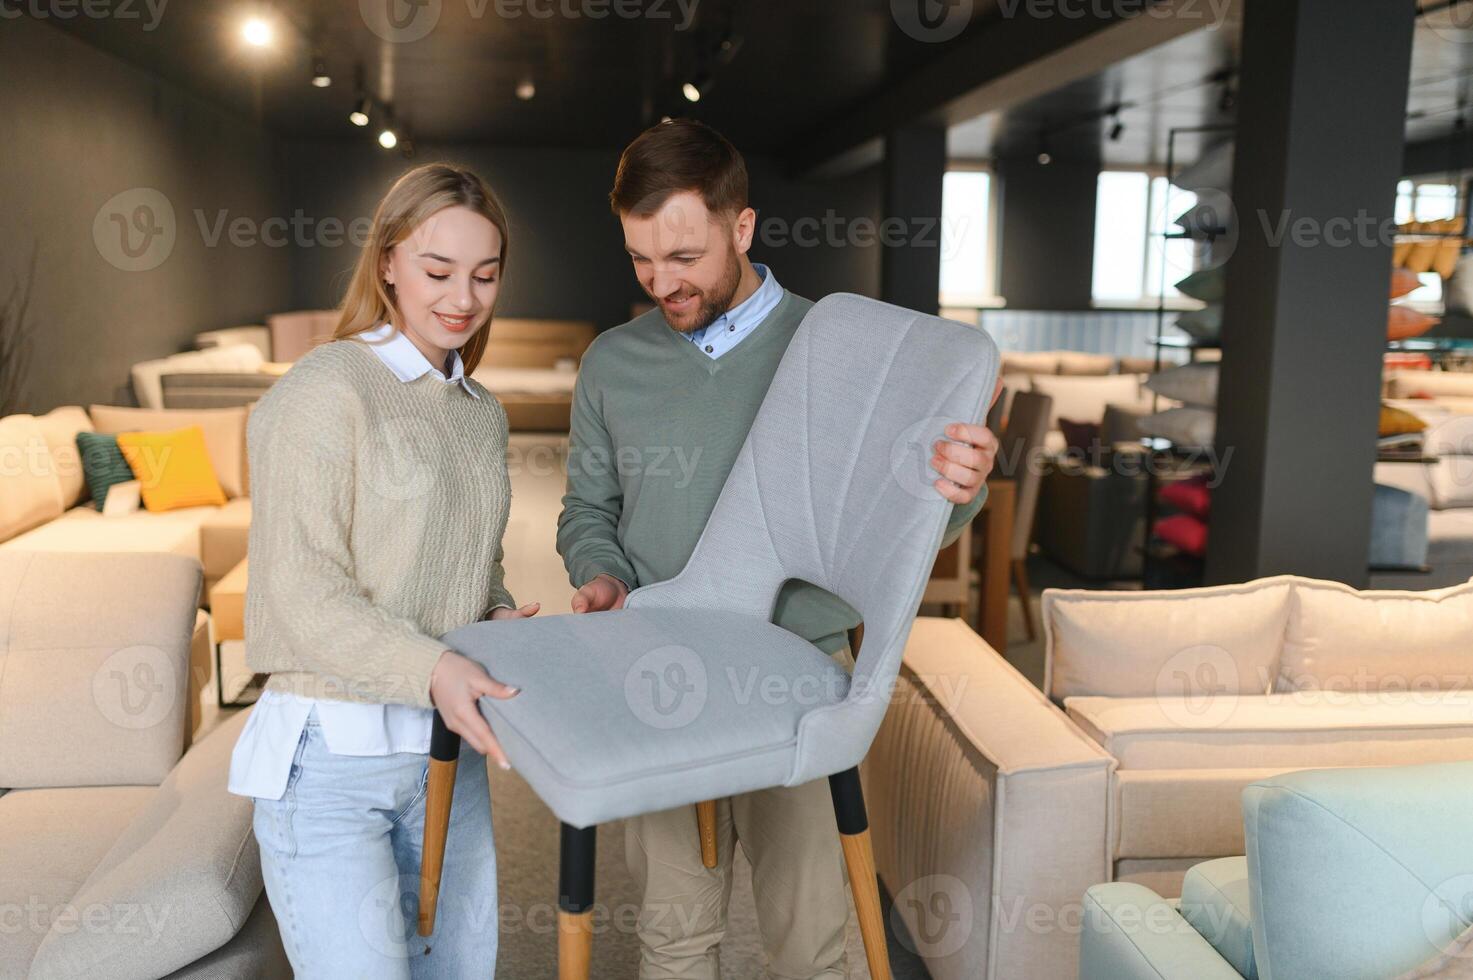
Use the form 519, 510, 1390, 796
609, 118, 749, 218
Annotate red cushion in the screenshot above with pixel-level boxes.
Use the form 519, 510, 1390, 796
1159, 476, 1211, 518
1154, 513, 1209, 557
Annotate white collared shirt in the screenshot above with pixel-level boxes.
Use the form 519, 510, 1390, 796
228, 323, 478, 801
684, 263, 783, 358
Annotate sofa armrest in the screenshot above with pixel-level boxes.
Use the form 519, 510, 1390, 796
1080, 883, 1243, 980
29, 710, 261, 980
862, 617, 1115, 980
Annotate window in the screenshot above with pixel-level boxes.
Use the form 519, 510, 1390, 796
939, 169, 1002, 308
1395, 179, 1461, 307
1091, 171, 1200, 307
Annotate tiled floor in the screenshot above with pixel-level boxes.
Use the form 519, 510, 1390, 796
203, 435, 1116, 977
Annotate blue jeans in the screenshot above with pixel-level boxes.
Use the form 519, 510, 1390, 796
251, 708, 498, 978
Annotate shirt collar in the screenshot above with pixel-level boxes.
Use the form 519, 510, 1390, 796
358, 322, 479, 399
689, 263, 783, 346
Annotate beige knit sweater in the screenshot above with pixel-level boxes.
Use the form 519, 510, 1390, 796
243, 337, 515, 708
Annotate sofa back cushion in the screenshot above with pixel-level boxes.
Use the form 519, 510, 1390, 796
1276, 578, 1473, 693
33, 406, 92, 508
1043, 576, 1294, 700
0, 551, 199, 788
0, 414, 64, 543
89, 404, 249, 498
1030, 373, 1150, 429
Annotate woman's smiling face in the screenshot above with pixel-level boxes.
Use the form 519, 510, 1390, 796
381, 205, 503, 363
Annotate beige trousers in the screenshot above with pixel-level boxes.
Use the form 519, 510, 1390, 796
623, 647, 855, 980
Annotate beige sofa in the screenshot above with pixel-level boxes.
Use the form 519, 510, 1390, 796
0, 551, 286, 979
0, 404, 250, 593
865, 576, 1473, 979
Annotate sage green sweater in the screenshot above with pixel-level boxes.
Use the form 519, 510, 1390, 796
557, 289, 986, 655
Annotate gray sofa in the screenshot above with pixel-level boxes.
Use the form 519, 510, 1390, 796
0, 551, 286, 979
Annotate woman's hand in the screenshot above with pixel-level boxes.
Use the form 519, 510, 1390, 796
428, 651, 520, 768
488, 601, 540, 620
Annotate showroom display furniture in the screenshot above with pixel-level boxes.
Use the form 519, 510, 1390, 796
1375, 404, 1473, 588
864, 575, 1473, 979
160, 371, 275, 409
984, 390, 1052, 640
862, 616, 1115, 980
130, 343, 266, 410
1045, 574, 1473, 899
1080, 760, 1473, 979
417, 294, 1000, 979
0, 551, 286, 979
208, 558, 267, 708
0, 404, 251, 594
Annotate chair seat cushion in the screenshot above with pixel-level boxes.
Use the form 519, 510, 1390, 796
1180, 856, 1257, 979
442, 608, 851, 827
1066, 692, 1473, 770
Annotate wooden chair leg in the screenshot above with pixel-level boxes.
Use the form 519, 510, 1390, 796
558, 823, 597, 980
695, 800, 719, 868
1012, 558, 1036, 642
418, 711, 460, 937
829, 766, 891, 980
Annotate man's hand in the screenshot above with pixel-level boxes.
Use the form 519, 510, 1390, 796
932, 377, 1004, 505
570, 573, 628, 613
429, 651, 520, 768
489, 602, 541, 621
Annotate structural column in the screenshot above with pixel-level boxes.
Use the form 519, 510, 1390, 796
881, 124, 947, 315
1206, 0, 1416, 587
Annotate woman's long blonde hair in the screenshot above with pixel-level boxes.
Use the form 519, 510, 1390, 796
334, 163, 509, 375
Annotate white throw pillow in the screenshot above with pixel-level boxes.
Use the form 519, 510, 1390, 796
1043, 576, 1294, 700
1172, 141, 1234, 193
1145, 363, 1219, 409
1428, 456, 1473, 509
1137, 406, 1216, 447
1276, 578, 1473, 693
1424, 415, 1473, 457
1175, 305, 1222, 341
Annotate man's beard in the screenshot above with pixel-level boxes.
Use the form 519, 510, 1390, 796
655, 255, 743, 334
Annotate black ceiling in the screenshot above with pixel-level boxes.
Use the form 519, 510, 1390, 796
22, 0, 1473, 168
951, 0, 1473, 168
23, 0, 1003, 154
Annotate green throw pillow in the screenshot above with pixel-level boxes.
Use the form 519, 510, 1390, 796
75, 431, 135, 511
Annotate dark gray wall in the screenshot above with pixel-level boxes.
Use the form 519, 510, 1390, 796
0, 17, 291, 413
995, 155, 1100, 311
281, 140, 882, 327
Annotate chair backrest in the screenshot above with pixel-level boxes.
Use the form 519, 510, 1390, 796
627, 293, 998, 777
1001, 390, 1052, 560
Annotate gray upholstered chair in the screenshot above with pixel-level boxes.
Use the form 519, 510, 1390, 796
418, 293, 999, 978
984, 389, 1052, 640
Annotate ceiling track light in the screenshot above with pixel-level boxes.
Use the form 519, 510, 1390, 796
516, 77, 536, 101
242, 15, 273, 47
350, 96, 372, 127
311, 53, 331, 88
1036, 132, 1052, 166
682, 70, 711, 104
1109, 113, 1125, 142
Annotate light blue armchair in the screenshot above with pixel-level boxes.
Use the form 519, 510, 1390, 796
418, 294, 999, 978
1080, 760, 1473, 980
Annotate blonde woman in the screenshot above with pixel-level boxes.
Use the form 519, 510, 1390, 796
228, 163, 538, 978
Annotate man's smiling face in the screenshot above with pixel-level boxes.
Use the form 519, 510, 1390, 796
621, 190, 753, 333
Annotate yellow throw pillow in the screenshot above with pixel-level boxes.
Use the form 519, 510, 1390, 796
116, 425, 227, 512
1379, 403, 1429, 438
